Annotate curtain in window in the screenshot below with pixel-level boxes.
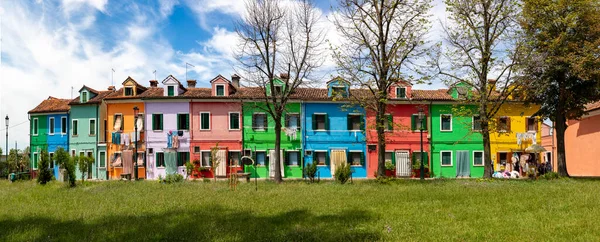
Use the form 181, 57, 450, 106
330, 150, 347, 176
216, 150, 227, 177
456, 151, 470, 177
122, 150, 134, 175
165, 151, 178, 175
114, 116, 122, 131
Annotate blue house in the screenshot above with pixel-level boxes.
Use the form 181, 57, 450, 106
302, 78, 367, 178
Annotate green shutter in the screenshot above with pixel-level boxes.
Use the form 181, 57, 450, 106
411, 115, 416, 130
177, 114, 181, 130
160, 114, 164, 130
326, 151, 330, 165
185, 114, 190, 130
391, 152, 396, 165
422, 116, 428, 131
168, 86, 174, 96
360, 152, 365, 166
387, 114, 393, 130
252, 114, 257, 130
324, 114, 329, 130
312, 114, 317, 130
263, 115, 268, 130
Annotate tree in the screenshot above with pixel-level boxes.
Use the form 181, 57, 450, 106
21, 146, 30, 173
55, 147, 76, 187
7, 149, 20, 173
332, 0, 432, 177
519, 0, 600, 176
235, 0, 325, 183
210, 143, 221, 182
37, 149, 53, 185
76, 155, 94, 184
433, 0, 523, 178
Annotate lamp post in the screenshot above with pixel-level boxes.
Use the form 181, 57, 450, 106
133, 106, 139, 180
5, 115, 8, 175
417, 107, 425, 180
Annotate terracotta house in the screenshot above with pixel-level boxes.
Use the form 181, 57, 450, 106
565, 101, 600, 176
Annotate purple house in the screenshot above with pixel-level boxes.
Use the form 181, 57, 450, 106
141, 75, 191, 179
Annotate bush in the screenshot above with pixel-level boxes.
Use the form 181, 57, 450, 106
385, 161, 395, 170
334, 162, 352, 184
540, 172, 560, 180
164, 174, 184, 184
304, 161, 318, 183
37, 149, 53, 185
55, 148, 76, 187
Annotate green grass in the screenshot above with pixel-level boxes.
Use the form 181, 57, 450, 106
1, 179, 600, 241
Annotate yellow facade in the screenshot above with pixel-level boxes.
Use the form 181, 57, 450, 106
489, 102, 542, 170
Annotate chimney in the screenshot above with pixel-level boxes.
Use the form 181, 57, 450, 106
187, 80, 197, 88
108, 86, 115, 91
231, 74, 240, 88
487, 79, 497, 92
149, 80, 158, 87
280, 73, 289, 80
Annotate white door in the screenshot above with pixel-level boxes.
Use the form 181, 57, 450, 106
396, 151, 411, 177
216, 150, 227, 177
330, 149, 347, 176
269, 150, 285, 178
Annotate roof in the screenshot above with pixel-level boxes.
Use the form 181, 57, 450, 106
412, 89, 453, 101
78, 85, 99, 95
586, 100, 600, 111
69, 90, 114, 105
29, 97, 72, 114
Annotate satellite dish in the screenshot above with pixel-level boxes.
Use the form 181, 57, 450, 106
241, 156, 255, 166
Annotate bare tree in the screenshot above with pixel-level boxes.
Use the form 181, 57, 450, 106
433, 0, 523, 178
235, 0, 325, 183
332, 0, 432, 177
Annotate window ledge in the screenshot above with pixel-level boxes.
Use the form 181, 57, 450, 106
440, 130, 452, 132
89, 134, 96, 137
317, 165, 327, 167
441, 164, 453, 167
315, 130, 327, 132
473, 164, 484, 167
72, 135, 78, 137
350, 165, 363, 167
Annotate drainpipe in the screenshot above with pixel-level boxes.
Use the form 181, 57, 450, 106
429, 101, 433, 178
96, 104, 99, 180
301, 101, 305, 178
28, 114, 32, 179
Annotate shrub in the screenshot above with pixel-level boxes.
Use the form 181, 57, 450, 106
540, 172, 560, 180
55, 148, 76, 187
164, 174, 184, 184
304, 161, 318, 183
185, 161, 194, 179
334, 162, 352, 184
37, 149, 53, 185
385, 161, 395, 171
76, 155, 94, 184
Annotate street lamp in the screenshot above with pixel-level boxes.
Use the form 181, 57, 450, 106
133, 106, 139, 180
417, 107, 425, 180
5, 115, 9, 174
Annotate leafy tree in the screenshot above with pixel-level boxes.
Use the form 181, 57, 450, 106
76, 155, 94, 183
37, 149, 53, 185
332, 0, 432, 178
210, 143, 221, 182
7, 149, 20, 173
519, 0, 600, 177
55, 147, 76, 187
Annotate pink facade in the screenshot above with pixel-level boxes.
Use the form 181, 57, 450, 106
541, 123, 557, 170
565, 108, 600, 176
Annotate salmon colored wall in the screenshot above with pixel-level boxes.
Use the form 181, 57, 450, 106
106, 102, 146, 179
190, 102, 242, 142
211, 77, 231, 96
189, 141, 243, 178
388, 84, 412, 99
565, 110, 600, 176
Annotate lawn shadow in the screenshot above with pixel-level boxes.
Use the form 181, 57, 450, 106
0, 205, 380, 241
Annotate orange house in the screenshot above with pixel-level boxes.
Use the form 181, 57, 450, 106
103, 77, 147, 179
565, 101, 600, 176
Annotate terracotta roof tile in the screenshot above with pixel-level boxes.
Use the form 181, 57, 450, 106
412, 89, 453, 101
29, 97, 72, 114
69, 90, 115, 105
104, 87, 149, 100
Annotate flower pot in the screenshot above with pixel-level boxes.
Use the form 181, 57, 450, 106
385, 169, 395, 177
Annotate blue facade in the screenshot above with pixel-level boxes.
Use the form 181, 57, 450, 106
47, 113, 70, 178
302, 100, 367, 178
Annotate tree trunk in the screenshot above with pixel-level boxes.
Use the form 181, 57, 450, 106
273, 116, 283, 183
554, 108, 569, 177
376, 102, 387, 178
481, 117, 494, 178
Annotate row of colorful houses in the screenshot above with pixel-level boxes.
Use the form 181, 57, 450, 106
28, 74, 542, 180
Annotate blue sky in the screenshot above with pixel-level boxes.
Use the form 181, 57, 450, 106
0, 0, 447, 150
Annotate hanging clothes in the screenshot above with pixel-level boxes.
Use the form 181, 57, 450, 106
167, 132, 173, 148
130, 132, 140, 142
112, 153, 122, 167
112, 132, 121, 146
123, 133, 130, 146
164, 151, 177, 175
136, 117, 144, 130
122, 150, 134, 174
172, 135, 179, 149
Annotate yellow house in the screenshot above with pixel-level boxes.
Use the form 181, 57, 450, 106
489, 102, 542, 171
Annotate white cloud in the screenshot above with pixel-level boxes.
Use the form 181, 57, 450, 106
159, 0, 179, 18
62, 0, 108, 13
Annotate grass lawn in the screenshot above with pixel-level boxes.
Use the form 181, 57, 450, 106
1, 178, 599, 241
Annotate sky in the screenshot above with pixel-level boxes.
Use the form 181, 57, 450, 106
0, 0, 448, 152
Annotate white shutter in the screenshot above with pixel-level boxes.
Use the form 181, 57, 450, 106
216, 150, 227, 176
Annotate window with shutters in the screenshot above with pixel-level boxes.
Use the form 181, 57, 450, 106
347, 114, 363, 131
384, 114, 393, 131
89, 119, 96, 136
49, 117, 55, 135
229, 112, 240, 130
411, 114, 428, 131
396, 87, 406, 98
315, 151, 327, 166
33, 118, 39, 136
216, 85, 225, 96
441, 151, 452, 166
229, 151, 241, 166
285, 113, 300, 129
152, 114, 163, 131
156, 152, 165, 167
167, 86, 175, 96
440, 114, 452, 131
472, 115, 482, 131
61, 117, 67, 134
497, 117, 509, 132
81, 91, 88, 103
273, 85, 282, 96
177, 113, 189, 130
313, 114, 327, 131
253, 113, 267, 131
526, 117, 537, 132
72, 120, 78, 136
286, 151, 300, 166
350, 151, 364, 166
255, 151, 266, 166
177, 152, 189, 166
200, 112, 210, 130
385, 151, 394, 164
201, 151, 211, 167
33, 153, 39, 169
412, 151, 428, 167
99, 151, 106, 168
473, 151, 484, 166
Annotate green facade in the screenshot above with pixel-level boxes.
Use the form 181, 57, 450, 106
242, 102, 302, 178
30, 114, 48, 170
430, 104, 484, 178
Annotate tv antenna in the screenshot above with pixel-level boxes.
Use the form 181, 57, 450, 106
186, 62, 195, 81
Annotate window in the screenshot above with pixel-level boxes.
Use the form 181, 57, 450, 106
255, 151, 266, 166
72, 120, 78, 136
273, 85, 282, 96
412, 151, 428, 167
82, 92, 88, 103
33, 118, 39, 135
498, 152, 508, 164
385, 152, 394, 164
89, 119, 96, 136
347, 114, 363, 131
411, 114, 427, 131
49, 117, 55, 135
244, 149, 252, 157
79, 151, 85, 158
285, 113, 300, 129
313, 114, 327, 130
193, 146, 200, 153
49, 153, 54, 168
473, 151, 483, 166
124, 87, 133, 96
332, 86, 347, 98
384, 114, 393, 131
148, 148, 154, 154
33, 153, 39, 169
472, 115, 482, 131
441, 114, 452, 131
200, 112, 210, 130
315, 151, 327, 166
252, 113, 267, 131
526, 117, 537, 132
99, 151, 106, 168
177, 152, 189, 166
201, 151, 211, 167
177, 113, 190, 130
61, 117, 67, 134
152, 114, 163, 131
114, 114, 123, 131
156, 152, 165, 167
350, 152, 364, 166
441, 151, 452, 166
229, 112, 240, 130
497, 117, 510, 132
396, 87, 406, 98
71, 150, 76, 157
216, 85, 225, 96
286, 151, 300, 166
229, 151, 241, 166
167, 86, 175, 96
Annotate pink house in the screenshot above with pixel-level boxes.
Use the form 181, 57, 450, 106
565, 101, 600, 176
541, 122, 556, 171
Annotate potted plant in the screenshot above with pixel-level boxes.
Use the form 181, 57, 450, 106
385, 161, 395, 177
411, 162, 430, 178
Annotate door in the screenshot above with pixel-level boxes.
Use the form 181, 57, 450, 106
330, 149, 347, 176
456, 151, 470, 177
395, 151, 411, 177
269, 150, 285, 178
216, 150, 227, 177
